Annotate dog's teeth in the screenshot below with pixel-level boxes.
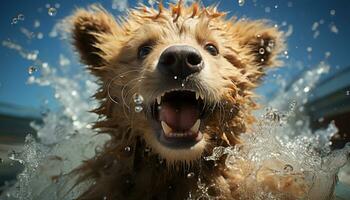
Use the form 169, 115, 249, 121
196, 92, 199, 100
161, 121, 172, 135
190, 119, 200, 133
157, 96, 161, 105
199, 93, 204, 100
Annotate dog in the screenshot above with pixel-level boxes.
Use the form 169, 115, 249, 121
68, 2, 306, 199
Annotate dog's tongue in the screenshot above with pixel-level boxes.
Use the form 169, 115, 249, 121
159, 102, 199, 131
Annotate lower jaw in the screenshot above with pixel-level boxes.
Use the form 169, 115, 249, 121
157, 131, 203, 149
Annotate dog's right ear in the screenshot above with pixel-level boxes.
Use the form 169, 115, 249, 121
71, 5, 119, 67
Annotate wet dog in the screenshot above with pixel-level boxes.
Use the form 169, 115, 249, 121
69, 2, 295, 199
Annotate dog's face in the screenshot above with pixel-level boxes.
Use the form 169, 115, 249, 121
71, 3, 284, 164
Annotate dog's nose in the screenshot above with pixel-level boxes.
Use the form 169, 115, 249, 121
158, 45, 204, 79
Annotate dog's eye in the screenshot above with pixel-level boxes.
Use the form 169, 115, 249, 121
204, 43, 219, 56
138, 46, 152, 59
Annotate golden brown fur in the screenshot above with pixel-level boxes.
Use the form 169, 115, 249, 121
69, 2, 287, 199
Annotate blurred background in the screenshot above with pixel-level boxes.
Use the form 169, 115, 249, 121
0, 0, 349, 195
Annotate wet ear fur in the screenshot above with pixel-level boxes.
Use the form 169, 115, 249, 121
228, 19, 285, 84
234, 20, 285, 68
70, 5, 119, 67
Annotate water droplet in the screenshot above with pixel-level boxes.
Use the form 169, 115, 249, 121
37, 32, 44, 39
11, 17, 18, 24
174, 76, 178, 80
303, 86, 310, 93
54, 3, 61, 9
34, 20, 40, 28
259, 48, 265, 55
135, 105, 143, 113
48, 7, 57, 16
283, 164, 293, 172
284, 50, 288, 55
17, 14, 25, 21
187, 172, 195, 178
330, 9, 336, 16
264, 7, 271, 13
266, 46, 272, 53
307, 47, 313, 52
238, 0, 245, 6
260, 58, 265, 62
330, 24, 339, 34
133, 93, 144, 105
28, 66, 37, 74
181, 83, 185, 87
124, 146, 131, 152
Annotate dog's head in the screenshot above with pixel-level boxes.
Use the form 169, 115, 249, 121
71, 3, 284, 164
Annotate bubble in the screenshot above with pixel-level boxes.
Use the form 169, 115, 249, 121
274, 5, 278, 9
135, 105, 143, 113
259, 48, 265, 55
28, 66, 37, 75
307, 47, 312, 52
330, 9, 336, 16
187, 172, 195, 178
283, 50, 288, 55
283, 164, 293, 172
133, 93, 144, 105
48, 7, 57, 16
17, 14, 25, 21
238, 0, 245, 6
181, 83, 185, 87
174, 76, 178, 80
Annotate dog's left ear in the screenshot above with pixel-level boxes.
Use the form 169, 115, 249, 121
70, 5, 120, 68
231, 20, 285, 80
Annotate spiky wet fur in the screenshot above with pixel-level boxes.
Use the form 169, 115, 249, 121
69, 2, 285, 199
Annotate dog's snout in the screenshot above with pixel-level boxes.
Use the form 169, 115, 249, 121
158, 45, 204, 79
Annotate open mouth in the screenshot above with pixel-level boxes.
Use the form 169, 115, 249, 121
149, 90, 213, 148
